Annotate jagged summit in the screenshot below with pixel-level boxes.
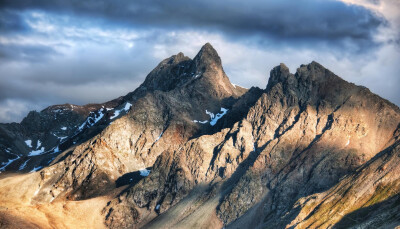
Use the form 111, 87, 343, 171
267, 63, 291, 90
266, 61, 364, 108
268, 61, 338, 89
193, 42, 222, 68
135, 43, 243, 99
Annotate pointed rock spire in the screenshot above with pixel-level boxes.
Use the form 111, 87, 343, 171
190, 43, 243, 98
193, 43, 222, 70
267, 63, 292, 91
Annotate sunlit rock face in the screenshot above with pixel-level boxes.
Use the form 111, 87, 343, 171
0, 44, 399, 229
217, 62, 400, 228
101, 46, 400, 228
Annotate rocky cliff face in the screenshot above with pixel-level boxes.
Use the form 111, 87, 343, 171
0, 43, 399, 229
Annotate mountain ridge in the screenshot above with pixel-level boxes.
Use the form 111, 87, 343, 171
0, 43, 399, 229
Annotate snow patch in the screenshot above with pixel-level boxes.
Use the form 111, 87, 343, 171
139, 168, 151, 177
28, 147, 45, 156
155, 132, 163, 142
37, 140, 41, 148
124, 102, 132, 111
60, 127, 67, 130
25, 140, 32, 148
193, 120, 208, 124
198, 108, 229, 126
93, 109, 105, 123
0, 155, 20, 171
48, 158, 54, 164
156, 204, 160, 210
53, 133, 67, 143
208, 108, 228, 126
110, 110, 121, 119
30, 166, 43, 173
77, 108, 105, 131
206, 110, 215, 119
78, 121, 87, 131
19, 159, 30, 170
231, 83, 237, 88
345, 138, 350, 146
110, 102, 132, 120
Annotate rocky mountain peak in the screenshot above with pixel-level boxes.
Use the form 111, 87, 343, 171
138, 52, 192, 92
267, 61, 332, 89
166, 52, 188, 65
266, 61, 361, 108
133, 43, 243, 102
297, 61, 334, 82
188, 43, 243, 99
193, 42, 222, 68
267, 63, 291, 89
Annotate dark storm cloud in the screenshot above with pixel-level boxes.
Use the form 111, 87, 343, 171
0, 32, 160, 85
0, 0, 398, 124
0, 43, 58, 62
0, 0, 384, 49
0, 9, 31, 33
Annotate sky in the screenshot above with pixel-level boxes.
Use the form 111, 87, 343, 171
0, 0, 399, 123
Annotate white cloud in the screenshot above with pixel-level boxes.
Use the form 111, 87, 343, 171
0, 99, 34, 123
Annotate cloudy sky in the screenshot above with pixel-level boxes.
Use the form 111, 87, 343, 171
0, 0, 399, 123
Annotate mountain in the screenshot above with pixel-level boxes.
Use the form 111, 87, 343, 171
0, 43, 399, 229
